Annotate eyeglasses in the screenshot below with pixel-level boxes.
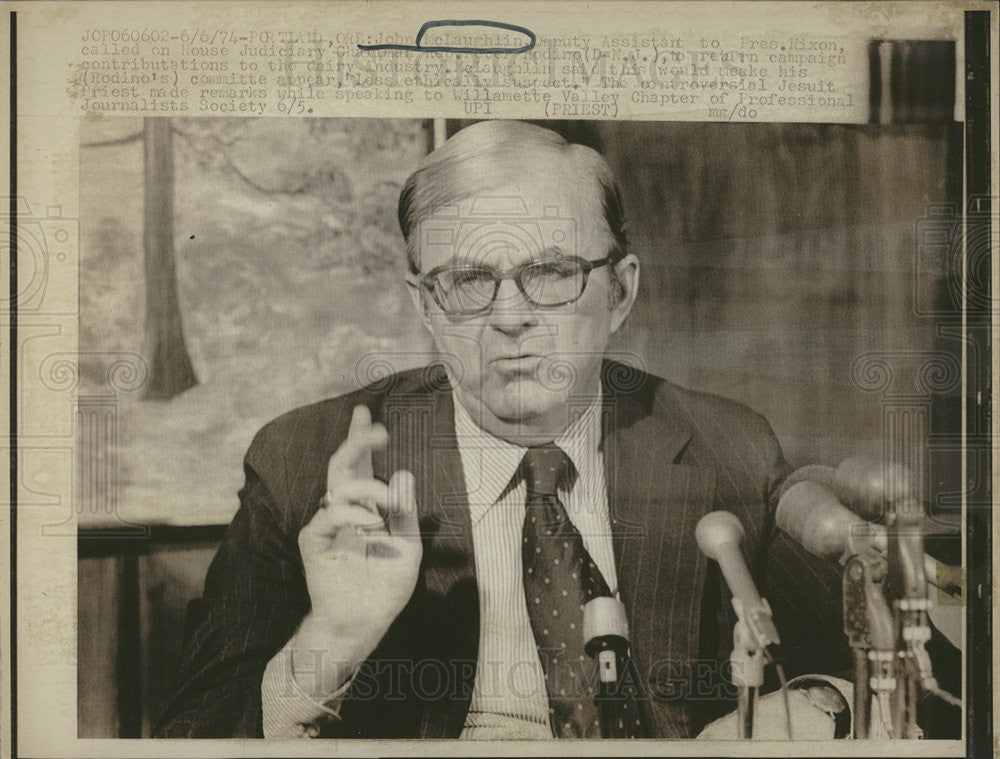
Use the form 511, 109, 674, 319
419, 254, 620, 316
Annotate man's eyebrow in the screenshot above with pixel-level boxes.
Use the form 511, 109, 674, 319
538, 246, 568, 260
447, 246, 568, 267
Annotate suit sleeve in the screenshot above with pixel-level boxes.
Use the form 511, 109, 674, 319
749, 414, 855, 684
153, 451, 313, 737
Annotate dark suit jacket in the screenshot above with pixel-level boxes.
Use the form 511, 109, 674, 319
155, 361, 858, 738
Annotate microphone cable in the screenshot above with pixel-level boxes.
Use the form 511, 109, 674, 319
763, 647, 794, 740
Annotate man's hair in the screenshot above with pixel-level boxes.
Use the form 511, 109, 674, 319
397, 121, 629, 299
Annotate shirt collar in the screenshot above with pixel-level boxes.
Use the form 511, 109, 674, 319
452, 389, 604, 521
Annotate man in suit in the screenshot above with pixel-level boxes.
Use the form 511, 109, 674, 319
155, 120, 868, 740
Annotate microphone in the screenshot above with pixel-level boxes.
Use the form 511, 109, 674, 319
777, 462, 954, 734
777, 460, 914, 523
777, 480, 949, 600
778, 464, 957, 560
776, 464, 837, 501
583, 597, 631, 738
583, 596, 629, 680
831, 458, 914, 522
776, 481, 886, 562
695, 511, 781, 650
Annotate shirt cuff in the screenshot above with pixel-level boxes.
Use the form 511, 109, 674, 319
260, 647, 356, 738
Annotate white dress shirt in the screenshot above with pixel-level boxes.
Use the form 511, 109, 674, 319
261, 390, 617, 739
453, 391, 617, 739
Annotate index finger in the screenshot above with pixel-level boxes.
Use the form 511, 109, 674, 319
327, 405, 387, 482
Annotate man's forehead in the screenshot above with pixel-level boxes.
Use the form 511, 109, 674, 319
418, 202, 579, 264
411, 166, 613, 269
423, 195, 577, 222
433, 195, 561, 217
430, 181, 591, 212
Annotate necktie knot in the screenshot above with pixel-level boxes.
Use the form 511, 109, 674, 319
521, 444, 572, 497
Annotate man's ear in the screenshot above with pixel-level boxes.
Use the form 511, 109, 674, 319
609, 253, 639, 334
405, 278, 434, 333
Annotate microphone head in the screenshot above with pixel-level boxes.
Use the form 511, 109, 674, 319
582, 596, 629, 647
695, 511, 745, 561
777, 481, 859, 560
778, 464, 837, 501
833, 458, 915, 521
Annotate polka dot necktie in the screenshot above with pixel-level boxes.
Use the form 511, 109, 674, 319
520, 444, 642, 739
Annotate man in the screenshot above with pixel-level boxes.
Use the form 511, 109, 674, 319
154, 120, 871, 739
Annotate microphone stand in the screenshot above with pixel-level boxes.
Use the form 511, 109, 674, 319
888, 495, 933, 739
730, 599, 768, 739
778, 459, 960, 739
842, 550, 896, 738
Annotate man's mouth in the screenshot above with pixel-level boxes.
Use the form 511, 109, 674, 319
490, 354, 543, 371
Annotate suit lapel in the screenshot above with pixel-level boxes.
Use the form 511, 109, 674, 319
379, 373, 479, 738
601, 369, 717, 738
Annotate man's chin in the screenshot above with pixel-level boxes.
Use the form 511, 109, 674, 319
485, 379, 566, 425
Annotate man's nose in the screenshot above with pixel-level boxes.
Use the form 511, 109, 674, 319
487, 277, 539, 335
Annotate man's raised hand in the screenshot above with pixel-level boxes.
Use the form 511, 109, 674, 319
287, 405, 422, 698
